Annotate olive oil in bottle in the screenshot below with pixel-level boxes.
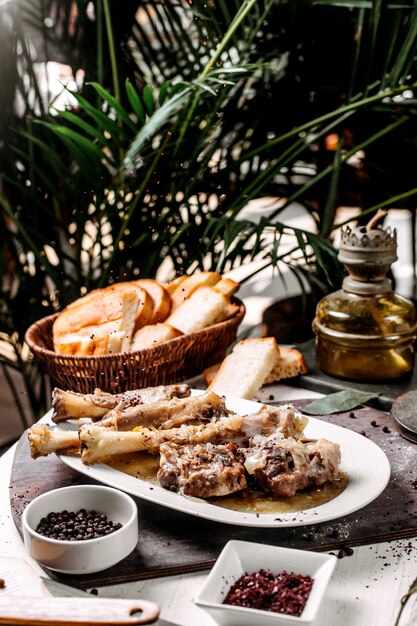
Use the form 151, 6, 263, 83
313, 212, 417, 381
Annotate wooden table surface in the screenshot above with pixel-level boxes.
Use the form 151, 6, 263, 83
2, 383, 417, 626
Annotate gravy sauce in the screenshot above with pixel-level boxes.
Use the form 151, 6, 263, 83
107, 452, 348, 514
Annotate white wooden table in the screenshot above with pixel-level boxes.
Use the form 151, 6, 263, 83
1, 383, 417, 626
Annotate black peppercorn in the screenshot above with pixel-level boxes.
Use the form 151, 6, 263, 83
35, 509, 123, 540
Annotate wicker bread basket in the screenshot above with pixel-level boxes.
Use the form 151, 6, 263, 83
25, 299, 245, 393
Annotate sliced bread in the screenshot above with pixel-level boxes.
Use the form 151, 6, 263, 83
53, 286, 144, 355
204, 346, 308, 388
169, 271, 221, 310
208, 337, 281, 400
54, 320, 124, 356
165, 275, 187, 296
130, 323, 183, 351
135, 279, 171, 323
264, 347, 309, 383
165, 286, 239, 334
53, 283, 152, 339
54, 330, 107, 356
213, 277, 240, 297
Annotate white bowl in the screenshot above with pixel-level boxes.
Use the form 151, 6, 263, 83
22, 485, 138, 574
194, 540, 337, 626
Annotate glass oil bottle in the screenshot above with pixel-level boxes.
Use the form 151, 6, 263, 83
313, 213, 417, 380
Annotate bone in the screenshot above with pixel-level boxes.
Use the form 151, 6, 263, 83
51, 384, 191, 422
99, 390, 227, 430
28, 424, 80, 459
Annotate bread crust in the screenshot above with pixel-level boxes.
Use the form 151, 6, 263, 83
53, 282, 153, 355
52, 274, 240, 356
213, 278, 240, 297
169, 272, 221, 310
166, 286, 238, 334
264, 347, 308, 382
54, 321, 120, 356
135, 279, 171, 323
165, 275, 187, 296
54, 283, 152, 337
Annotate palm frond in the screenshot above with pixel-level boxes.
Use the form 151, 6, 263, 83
3, 0, 417, 420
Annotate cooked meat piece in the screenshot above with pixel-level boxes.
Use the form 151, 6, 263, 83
244, 438, 309, 497
239, 405, 307, 441
303, 438, 342, 486
52, 384, 190, 422
244, 436, 341, 497
158, 442, 247, 498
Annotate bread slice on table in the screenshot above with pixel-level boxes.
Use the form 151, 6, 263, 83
130, 323, 183, 351
264, 347, 308, 383
53, 285, 146, 355
204, 346, 308, 387
169, 271, 221, 310
203, 363, 221, 387
165, 286, 239, 334
208, 337, 281, 400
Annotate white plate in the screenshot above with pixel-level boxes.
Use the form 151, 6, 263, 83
50, 393, 390, 528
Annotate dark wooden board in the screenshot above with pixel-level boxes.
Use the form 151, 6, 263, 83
295, 339, 417, 411
10, 401, 417, 589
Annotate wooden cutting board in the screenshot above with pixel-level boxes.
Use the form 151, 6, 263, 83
0, 558, 159, 624
9, 401, 417, 589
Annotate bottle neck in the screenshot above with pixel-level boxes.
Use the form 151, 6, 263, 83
342, 276, 392, 296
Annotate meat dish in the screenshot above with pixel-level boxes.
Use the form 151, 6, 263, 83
28, 385, 343, 505
156, 431, 340, 500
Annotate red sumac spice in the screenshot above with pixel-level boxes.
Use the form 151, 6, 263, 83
223, 569, 314, 617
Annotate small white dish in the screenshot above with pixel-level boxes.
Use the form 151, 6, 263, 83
194, 540, 337, 626
22, 485, 138, 574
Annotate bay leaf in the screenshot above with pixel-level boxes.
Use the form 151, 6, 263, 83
302, 390, 377, 415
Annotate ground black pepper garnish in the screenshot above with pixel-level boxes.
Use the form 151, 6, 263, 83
223, 569, 314, 616
35, 509, 122, 540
